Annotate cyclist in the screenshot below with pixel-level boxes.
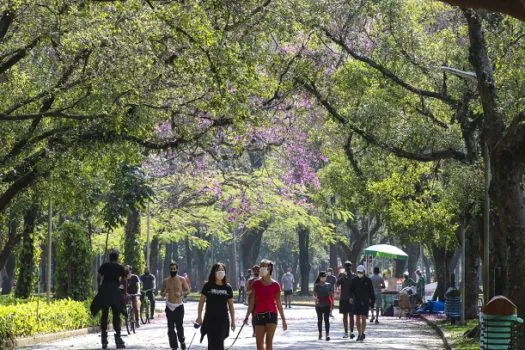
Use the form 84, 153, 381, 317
140, 268, 156, 318
94, 250, 127, 349
125, 266, 141, 329
161, 262, 190, 350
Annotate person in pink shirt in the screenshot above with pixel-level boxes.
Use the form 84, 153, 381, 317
244, 259, 287, 350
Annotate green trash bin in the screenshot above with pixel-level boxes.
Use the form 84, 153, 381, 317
480, 296, 524, 350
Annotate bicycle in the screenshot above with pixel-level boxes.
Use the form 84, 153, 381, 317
124, 294, 141, 334
140, 289, 154, 324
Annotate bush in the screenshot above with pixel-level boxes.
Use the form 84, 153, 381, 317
55, 222, 93, 301
0, 298, 96, 340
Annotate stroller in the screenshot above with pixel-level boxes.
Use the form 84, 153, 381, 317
397, 287, 418, 318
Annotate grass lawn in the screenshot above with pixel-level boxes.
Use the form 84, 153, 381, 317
437, 319, 479, 350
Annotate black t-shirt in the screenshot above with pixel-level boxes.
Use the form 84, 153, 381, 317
140, 273, 156, 290
337, 272, 356, 300
201, 282, 233, 320
127, 274, 141, 294
98, 262, 126, 285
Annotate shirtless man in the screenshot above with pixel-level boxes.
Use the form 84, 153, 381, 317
161, 262, 190, 350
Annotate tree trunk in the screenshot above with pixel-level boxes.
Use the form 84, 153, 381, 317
464, 215, 482, 319
163, 243, 174, 279
329, 243, 338, 271
15, 204, 39, 298
421, 249, 432, 282
297, 225, 310, 295
240, 222, 267, 271
430, 244, 456, 301
1, 219, 17, 294
185, 238, 192, 289
124, 207, 144, 273
149, 236, 159, 277
404, 243, 421, 277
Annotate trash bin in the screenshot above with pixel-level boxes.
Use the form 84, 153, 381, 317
445, 285, 461, 323
480, 296, 524, 350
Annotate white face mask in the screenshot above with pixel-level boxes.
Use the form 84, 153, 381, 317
320, 277, 327, 282
327, 272, 332, 276
357, 272, 364, 278
216, 271, 226, 280
260, 267, 269, 276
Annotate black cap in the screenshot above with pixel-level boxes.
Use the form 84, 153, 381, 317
344, 261, 352, 267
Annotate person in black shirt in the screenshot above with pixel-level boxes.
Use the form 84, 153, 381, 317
336, 261, 356, 339
349, 265, 375, 342
125, 266, 141, 328
195, 262, 235, 350
95, 250, 127, 349
140, 268, 156, 317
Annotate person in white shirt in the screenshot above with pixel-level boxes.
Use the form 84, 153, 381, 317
281, 268, 295, 308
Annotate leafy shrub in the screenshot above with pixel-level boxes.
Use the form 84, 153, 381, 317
55, 222, 93, 301
0, 298, 96, 339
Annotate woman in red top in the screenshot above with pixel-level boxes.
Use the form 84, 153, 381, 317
244, 259, 287, 350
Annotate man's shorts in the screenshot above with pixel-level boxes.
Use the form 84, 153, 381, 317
339, 299, 354, 314
353, 301, 370, 316
255, 312, 278, 326
374, 291, 382, 308
284, 290, 293, 296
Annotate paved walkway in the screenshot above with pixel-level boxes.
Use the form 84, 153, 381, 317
23, 302, 445, 349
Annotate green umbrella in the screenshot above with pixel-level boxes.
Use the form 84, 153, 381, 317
364, 244, 409, 260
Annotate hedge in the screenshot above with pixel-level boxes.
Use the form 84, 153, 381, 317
0, 298, 96, 340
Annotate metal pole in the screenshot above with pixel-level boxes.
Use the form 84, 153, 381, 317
47, 201, 52, 305
483, 141, 491, 305
146, 202, 151, 270
232, 228, 238, 290
461, 220, 466, 324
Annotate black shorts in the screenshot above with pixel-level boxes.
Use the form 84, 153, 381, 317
353, 301, 370, 316
339, 299, 354, 314
284, 290, 293, 296
255, 312, 278, 326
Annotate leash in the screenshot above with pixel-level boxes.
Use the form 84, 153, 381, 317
225, 322, 245, 350
187, 323, 200, 350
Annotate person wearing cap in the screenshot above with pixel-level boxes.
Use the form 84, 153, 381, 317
349, 265, 375, 341
336, 261, 356, 339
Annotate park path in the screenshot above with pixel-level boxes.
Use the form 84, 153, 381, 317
22, 302, 445, 350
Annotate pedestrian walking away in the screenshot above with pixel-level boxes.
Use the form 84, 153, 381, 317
195, 262, 236, 350
313, 271, 334, 341
244, 259, 287, 350
245, 265, 260, 337
369, 267, 385, 324
336, 260, 356, 339
90, 249, 127, 349
349, 265, 375, 342
140, 268, 156, 319
238, 273, 247, 304
326, 268, 337, 317
161, 262, 190, 350
281, 267, 294, 308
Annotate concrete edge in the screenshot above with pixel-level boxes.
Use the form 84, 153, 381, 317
3, 311, 165, 349
419, 314, 453, 350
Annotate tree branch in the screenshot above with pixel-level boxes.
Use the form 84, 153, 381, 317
298, 78, 468, 162
0, 37, 41, 75
322, 28, 456, 105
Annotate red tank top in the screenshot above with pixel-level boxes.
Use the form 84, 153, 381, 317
252, 279, 281, 314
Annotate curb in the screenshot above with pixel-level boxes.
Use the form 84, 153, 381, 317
419, 314, 452, 350
5, 311, 165, 349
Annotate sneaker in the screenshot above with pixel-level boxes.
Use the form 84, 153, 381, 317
252, 332, 256, 337
180, 342, 186, 350
350, 333, 355, 339
318, 333, 322, 340
370, 317, 374, 322
135, 322, 140, 328
326, 336, 331, 341
342, 332, 349, 339
362, 333, 366, 341
375, 319, 379, 324
356, 334, 362, 341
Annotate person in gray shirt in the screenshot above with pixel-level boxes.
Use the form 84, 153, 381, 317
281, 268, 295, 308
314, 271, 334, 341
369, 267, 385, 324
